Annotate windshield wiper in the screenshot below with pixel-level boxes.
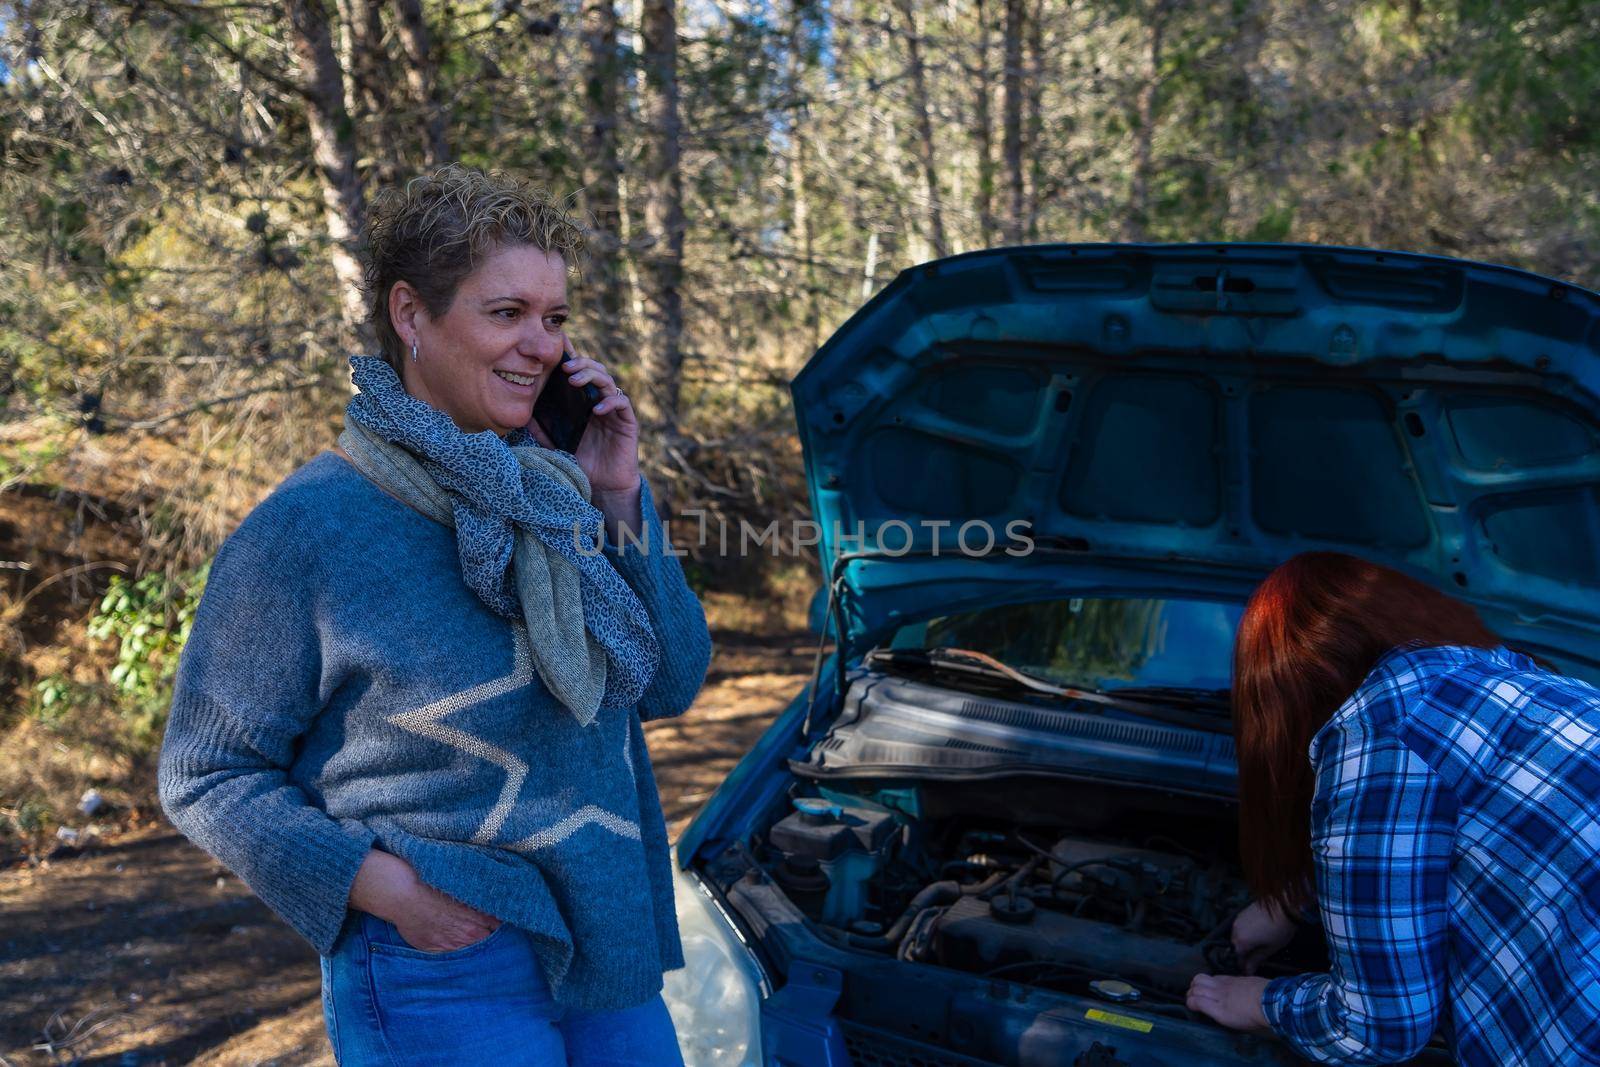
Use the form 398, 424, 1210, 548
1103, 685, 1232, 709
865, 647, 1079, 697
863, 648, 1228, 731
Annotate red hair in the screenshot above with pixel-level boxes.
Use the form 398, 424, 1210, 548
1232, 551, 1500, 911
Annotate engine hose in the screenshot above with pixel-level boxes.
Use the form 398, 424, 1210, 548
1051, 857, 1137, 891
840, 859, 1019, 951
847, 880, 963, 949
964, 870, 1011, 896
980, 854, 1044, 901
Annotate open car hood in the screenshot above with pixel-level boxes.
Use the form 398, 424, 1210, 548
790, 243, 1600, 674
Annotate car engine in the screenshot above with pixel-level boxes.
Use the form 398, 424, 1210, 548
755, 778, 1316, 1016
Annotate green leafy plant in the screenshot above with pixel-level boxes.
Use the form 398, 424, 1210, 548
28, 673, 83, 728
15, 797, 52, 835
86, 564, 209, 743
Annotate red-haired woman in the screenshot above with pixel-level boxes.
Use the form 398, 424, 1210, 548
1186, 551, 1600, 1065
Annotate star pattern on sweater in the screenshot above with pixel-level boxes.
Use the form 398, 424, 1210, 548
384, 625, 639, 850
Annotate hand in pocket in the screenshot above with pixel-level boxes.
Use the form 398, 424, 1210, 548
390, 878, 503, 953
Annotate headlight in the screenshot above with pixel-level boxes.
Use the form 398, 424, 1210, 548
662, 853, 768, 1066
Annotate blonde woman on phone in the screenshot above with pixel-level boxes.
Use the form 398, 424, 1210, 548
159, 163, 710, 1065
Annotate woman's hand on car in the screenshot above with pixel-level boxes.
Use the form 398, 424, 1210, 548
349, 846, 501, 952
1181, 899, 1295, 1031
1186, 974, 1271, 1032
1230, 898, 1298, 975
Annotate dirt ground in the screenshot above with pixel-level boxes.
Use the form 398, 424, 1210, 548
0, 625, 817, 1066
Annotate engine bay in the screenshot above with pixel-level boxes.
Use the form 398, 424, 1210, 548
693, 663, 1442, 1060
750, 775, 1326, 1018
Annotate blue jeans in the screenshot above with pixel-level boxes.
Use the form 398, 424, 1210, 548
320, 909, 686, 1066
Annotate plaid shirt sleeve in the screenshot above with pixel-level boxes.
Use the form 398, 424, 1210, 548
1261, 681, 1455, 1063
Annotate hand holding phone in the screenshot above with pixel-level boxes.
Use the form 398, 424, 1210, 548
531, 344, 603, 453
528, 336, 641, 514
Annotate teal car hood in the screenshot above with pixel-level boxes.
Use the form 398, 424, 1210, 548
790, 243, 1600, 674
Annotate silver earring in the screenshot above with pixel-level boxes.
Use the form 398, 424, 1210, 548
410, 340, 418, 363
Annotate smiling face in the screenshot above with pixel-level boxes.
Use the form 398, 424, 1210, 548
391, 243, 570, 436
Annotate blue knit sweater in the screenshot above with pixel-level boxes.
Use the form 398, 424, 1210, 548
157, 451, 712, 1012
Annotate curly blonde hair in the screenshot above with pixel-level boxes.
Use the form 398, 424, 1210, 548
361, 163, 585, 370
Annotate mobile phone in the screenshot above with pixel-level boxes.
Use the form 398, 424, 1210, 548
532, 351, 602, 453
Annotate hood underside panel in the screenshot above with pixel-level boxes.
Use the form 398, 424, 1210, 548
792, 244, 1600, 656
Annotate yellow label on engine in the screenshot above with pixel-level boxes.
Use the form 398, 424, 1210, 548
1085, 1009, 1154, 1034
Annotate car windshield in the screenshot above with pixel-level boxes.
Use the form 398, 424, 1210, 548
883, 596, 1242, 693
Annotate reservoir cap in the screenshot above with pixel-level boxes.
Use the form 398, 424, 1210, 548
794, 797, 843, 822
1089, 979, 1141, 1004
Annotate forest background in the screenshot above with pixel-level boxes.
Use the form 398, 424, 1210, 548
0, 0, 1597, 856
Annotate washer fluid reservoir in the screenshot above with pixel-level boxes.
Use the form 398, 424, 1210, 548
769, 797, 897, 926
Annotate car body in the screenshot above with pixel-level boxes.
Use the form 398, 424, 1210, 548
660, 243, 1600, 1066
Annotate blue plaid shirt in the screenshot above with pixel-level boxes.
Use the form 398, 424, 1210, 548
1261, 644, 1600, 1065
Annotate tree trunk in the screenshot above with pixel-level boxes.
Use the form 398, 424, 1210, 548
1002, 0, 1024, 245
639, 0, 685, 434
894, 0, 948, 259
1127, 0, 1169, 241
351, 0, 390, 118
349, 0, 400, 187
787, 0, 820, 350
1024, 0, 1044, 239
14, 0, 39, 103
393, 0, 450, 168
334, 0, 396, 185
334, 0, 361, 128
284, 0, 374, 359
877, 109, 924, 264
974, 0, 997, 247
861, 229, 880, 301
1223, 0, 1271, 235
617, 171, 647, 323
583, 0, 626, 359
